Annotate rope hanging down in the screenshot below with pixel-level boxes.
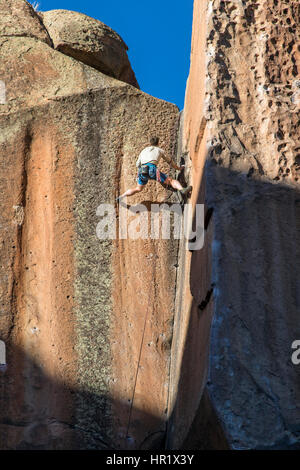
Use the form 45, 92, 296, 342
125, 301, 150, 444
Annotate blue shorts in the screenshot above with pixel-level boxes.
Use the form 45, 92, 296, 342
137, 163, 168, 186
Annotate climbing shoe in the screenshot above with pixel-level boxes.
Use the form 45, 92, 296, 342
180, 186, 193, 198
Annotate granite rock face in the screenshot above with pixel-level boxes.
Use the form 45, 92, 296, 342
166, 1, 217, 449
41, 9, 139, 88
0, 0, 179, 450
0, 0, 52, 45
0, 35, 113, 113
179, 0, 300, 450
1, 0, 299, 451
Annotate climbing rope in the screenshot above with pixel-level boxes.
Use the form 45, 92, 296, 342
125, 301, 150, 445
124, 161, 184, 445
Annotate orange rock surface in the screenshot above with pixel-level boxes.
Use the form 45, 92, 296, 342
173, 0, 300, 450
0, 0, 179, 449
1, 0, 299, 451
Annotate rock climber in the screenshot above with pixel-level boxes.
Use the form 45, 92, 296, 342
116, 136, 192, 201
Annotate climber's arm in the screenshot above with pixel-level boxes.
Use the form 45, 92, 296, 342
161, 152, 183, 171
170, 160, 183, 171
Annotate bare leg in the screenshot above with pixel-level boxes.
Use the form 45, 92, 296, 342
117, 184, 145, 200
165, 177, 193, 197
166, 177, 183, 191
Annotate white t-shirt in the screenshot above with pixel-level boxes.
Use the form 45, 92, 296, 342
136, 146, 169, 168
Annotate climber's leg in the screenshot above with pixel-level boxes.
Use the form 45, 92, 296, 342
116, 184, 145, 201
164, 177, 193, 197
165, 177, 183, 191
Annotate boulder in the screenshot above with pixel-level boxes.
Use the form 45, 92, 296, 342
0, 0, 51, 45
0, 35, 118, 113
41, 9, 139, 88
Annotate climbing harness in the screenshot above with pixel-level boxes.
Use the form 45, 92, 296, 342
140, 164, 149, 176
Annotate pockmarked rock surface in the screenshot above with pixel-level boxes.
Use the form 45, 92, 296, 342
0, 0, 179, 450
177, 0, 300, 450
41, 10, 139, 88
0, 0, 51, 45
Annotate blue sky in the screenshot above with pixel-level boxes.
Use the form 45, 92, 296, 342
35, 0, 194, 110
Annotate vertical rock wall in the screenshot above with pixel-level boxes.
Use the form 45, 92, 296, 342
166, 0, 217, 448
1, 0, 299, 451
0, 1, 179, 450
176, 0, 300, 450
207, 0, 300, 450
